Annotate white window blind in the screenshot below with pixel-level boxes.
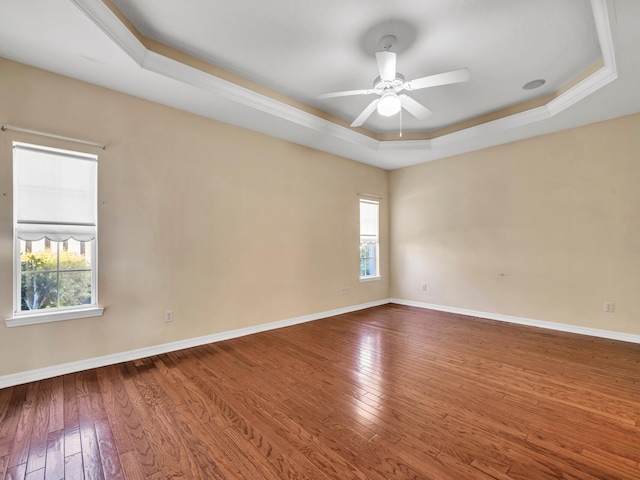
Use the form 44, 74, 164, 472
14, 143, 97, 241
360, 200, 379, 244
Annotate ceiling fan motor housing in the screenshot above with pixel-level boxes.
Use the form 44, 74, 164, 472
373, 74, 405, 94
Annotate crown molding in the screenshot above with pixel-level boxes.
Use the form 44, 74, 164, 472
70, 0, 616, 158
70, 0, 146, 65
547, 64, 617, 116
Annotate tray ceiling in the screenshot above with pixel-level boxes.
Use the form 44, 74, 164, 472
0, 0, 639, 169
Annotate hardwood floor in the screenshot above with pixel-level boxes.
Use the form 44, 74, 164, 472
1, 304, 640, 479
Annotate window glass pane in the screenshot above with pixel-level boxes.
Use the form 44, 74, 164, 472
360, 243, 376, 277
59, 271, 92, 307
60, 239, 92, 270
21, 271, 58, 311
359, 199, 379, 278
20, 240, 57, 271
365, 258, 375, 276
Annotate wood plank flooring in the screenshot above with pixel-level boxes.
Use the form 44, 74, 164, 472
1, 303, 640, 479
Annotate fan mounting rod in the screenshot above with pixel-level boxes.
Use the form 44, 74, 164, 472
380, 35, 396, 51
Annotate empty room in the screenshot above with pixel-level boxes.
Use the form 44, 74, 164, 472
1, 0, 640, 478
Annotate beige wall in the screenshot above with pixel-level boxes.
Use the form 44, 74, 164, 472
390, 113, 640, 335
3, 54, 640, 379
0, 58, 389, 376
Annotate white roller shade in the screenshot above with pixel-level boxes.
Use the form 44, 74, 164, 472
360, 200, 379, 244
14, 143, 97, 241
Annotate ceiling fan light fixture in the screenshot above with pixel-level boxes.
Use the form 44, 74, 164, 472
377, 93, 401, 117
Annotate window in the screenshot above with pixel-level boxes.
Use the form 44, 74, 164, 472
9, 142, 102, 325
359, 199, 380, 280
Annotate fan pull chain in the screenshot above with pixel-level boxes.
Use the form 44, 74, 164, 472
399, 108, 403, 138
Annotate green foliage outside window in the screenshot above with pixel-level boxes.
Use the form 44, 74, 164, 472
21, 247, 91, 310
360, 243, 376, 277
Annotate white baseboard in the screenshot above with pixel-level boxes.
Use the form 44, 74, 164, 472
389, 298, 640, 345
4, 298, 638, 389
0, 299, 390, 389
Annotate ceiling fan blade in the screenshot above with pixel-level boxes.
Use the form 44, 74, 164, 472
351, 99, 380, 127
375, 51, 396, 82
317, 89, 374, 99
405, 68, 470, 91
400, 95, 432, 120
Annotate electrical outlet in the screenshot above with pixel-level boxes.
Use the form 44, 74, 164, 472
341, 287, 349, 295
165, 310, 173, 322
603, 302, 614, 313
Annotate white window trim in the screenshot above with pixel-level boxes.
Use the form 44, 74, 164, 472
359, 275, 381, 283
13, 234, 101, 321
5, 307, 105, 327
10, 142, 103, 325
359, 198, 381, 281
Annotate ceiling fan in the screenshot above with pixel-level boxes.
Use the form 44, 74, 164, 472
318, 36, 470, 128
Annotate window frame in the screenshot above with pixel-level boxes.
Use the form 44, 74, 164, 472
359, 198, 381, 282
6, 142, 104, 327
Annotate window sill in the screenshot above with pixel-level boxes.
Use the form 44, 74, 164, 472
5, 307, 105, 327
359, 276, 381, 283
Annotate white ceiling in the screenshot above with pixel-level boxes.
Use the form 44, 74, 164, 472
111, 0, 600, 133
0, 0, 639, 170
